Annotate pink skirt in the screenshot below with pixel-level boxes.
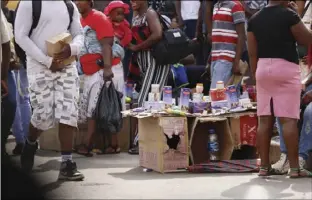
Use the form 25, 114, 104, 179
256, 58, 301, 119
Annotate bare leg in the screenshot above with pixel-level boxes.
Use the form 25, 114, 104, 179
105, 134, 120, 154
257, 116, 274, 175
58, 123, 75, 152
279, 118, 299, 170
28, 123, 43, 142
85, 118, 96, 146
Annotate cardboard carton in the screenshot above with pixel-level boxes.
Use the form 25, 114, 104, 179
138, 116, 189, 173
46, 32, 75, 66
229, 112, 257, 149
189, 117, 234, 165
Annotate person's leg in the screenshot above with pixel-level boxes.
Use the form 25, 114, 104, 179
55, 67, 84, 181
2, 71, 17, 155
21, 69, 54, 172
104, 62, 125, 153
257, 116, 275, 176
12, 70, 25, 154
76, 70, 104, 156
183, 19, 197, 39
210, 60, 233, 90
272, 117, 290, 174
298, 102, 312, 165
279, 117, 300, 177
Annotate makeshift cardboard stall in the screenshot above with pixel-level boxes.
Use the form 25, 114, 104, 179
189, 117, 234, 165
138, 116, 189, 173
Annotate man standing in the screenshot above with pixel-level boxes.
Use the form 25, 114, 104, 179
14, 0, 84, 181
1, 9, 14, 156
210, 1, 246, 89
175, 0, 201, 40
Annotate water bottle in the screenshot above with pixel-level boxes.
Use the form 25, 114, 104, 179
208, 129, 219, 161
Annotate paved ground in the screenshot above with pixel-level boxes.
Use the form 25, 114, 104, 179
6, 139, 312, 199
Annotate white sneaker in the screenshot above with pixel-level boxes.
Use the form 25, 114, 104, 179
299, 156, 306, 169
272, 153, 290, 174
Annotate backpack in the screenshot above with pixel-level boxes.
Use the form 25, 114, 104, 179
151, 13, 199, 65
14, 0, 74, 67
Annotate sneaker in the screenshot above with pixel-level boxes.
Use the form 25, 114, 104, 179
272, 153, 289, 174
13, 143, 24, 155
21, 140, 38, 173
299, 156, 307, 169
58, 160, 84, 181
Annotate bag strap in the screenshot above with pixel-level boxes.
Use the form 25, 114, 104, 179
156, 12, 170, 32
64, 0, 74, 30
29, 0, 42, 37
301, 1, 311, 18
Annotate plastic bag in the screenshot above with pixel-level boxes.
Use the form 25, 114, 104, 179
94, 82, 123, 134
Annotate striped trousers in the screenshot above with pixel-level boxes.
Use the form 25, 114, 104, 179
132, 50, 170, 145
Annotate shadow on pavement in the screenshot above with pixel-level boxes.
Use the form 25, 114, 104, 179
221, 176, 311, 199
109, 167, 256, 180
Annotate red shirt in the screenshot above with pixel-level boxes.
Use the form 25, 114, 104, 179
81, 9, 114, 40
112, 19, 132, 47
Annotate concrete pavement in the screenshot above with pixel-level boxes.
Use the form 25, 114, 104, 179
6, 139, 312, 199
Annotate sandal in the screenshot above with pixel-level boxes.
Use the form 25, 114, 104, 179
258, 166, 274, 177
99, 146, 121, 154
74, 144, 93, 157
288, 168, 312, 178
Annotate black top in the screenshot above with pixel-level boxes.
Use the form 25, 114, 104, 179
248, 5, 301, 64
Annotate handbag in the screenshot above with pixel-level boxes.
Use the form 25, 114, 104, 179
151, 13, 196, 65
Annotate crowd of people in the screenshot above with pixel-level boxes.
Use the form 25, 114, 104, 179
1, 0, 312, 183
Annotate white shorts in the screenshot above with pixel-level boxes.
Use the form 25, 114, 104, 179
28, 67, 79, 131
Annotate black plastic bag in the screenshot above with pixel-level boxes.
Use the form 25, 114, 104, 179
94, 82, 123, 134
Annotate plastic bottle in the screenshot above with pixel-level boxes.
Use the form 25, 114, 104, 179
208, 129, 219, 161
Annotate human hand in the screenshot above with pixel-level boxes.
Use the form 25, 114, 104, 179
10, 61, 21, 70
50, 59, 65, 73
302, 56, 308, 65
302, 91, 312, 104
1, 80, 8, 97
128, 43, 138, 52
232, 61, 242, 75
288, 1, 299, 13
54, 41, 71, 62
103, 68, 114, 81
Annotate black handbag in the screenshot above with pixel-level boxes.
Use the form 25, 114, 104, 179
151, 14, 196, 65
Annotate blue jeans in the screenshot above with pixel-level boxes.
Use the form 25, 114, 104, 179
276, 84, 312, 160
12, 67, 31, 144
2, 71, 17, 152
210, 60, 233, 89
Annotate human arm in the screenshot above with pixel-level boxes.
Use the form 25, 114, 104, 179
120, 21, 132, 47
232, 4, 246, 74
290, 9, 312, 46
240, 1, 258, 18
247, 32, 258, 80
1, 10, 11, 82
196, 1, 203, 39
14, 1, 53, 68
175, 0, 183, 27
205, 1, 213, 43
54, 3, 83, 62
296, 0, 307, 17
130, 9, 162, 51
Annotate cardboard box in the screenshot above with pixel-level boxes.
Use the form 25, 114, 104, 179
189, 117, 234, 165
39, 124, 61, 151
46, 32, 75, 66
138, 116, 189, 173
229, 112, 257, 148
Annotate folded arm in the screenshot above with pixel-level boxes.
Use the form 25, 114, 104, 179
14, 1, 53, 68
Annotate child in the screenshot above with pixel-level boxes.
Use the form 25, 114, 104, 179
104, 1, 132, 61
104, 1, 132, 111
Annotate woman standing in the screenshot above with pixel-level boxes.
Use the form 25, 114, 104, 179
248, 0, 312, 177
128, 0, 170, 108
